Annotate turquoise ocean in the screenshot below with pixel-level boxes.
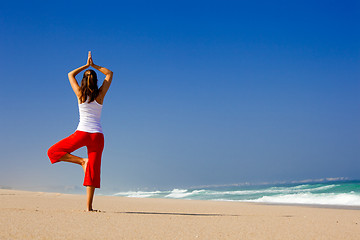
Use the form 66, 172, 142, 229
113, 179, 360, 207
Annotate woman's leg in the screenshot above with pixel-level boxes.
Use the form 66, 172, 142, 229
48, 131, 89, 172
86, 186, 96, 211
83, 133, 104, 211
58, 154, 88, 173
48, 131, 99, 211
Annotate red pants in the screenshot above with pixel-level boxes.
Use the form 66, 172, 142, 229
47, 130, 104, 188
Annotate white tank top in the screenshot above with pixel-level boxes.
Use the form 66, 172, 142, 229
76, 99, 103, 133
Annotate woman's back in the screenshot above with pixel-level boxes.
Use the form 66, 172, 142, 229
77, 99, 103, 133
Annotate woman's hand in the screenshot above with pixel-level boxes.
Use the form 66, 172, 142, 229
87, 51, 93, 67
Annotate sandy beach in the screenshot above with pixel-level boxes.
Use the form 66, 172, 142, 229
1, 189, 359, 239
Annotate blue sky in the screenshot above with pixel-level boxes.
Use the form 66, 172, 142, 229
1, 0, 359, 192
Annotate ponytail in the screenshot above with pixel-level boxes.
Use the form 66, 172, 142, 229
87, 75, 94, 93
79, 70, 99, 103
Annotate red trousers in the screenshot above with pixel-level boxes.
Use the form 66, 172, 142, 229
47, 130, 104, 188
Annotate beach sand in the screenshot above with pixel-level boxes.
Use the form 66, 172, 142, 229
1, 189, 359, 239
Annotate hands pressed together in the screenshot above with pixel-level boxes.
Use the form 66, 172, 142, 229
68, 51, 113, 101
84, 51, 112, 77
87, 51, 94, 67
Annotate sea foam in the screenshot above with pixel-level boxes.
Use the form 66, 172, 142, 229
114, 191, 162, 198
250, 193, 360, 206
111, 180, 360, 207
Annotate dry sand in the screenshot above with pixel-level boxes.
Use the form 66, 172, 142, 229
1, 189, 359, 239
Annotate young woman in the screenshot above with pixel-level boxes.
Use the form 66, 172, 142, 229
47, 51, 113, 211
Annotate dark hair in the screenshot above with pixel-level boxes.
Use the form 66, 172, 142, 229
80, 69, 99, 103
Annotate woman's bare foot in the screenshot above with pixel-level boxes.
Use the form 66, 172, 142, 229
86, 209, 100, 212
81, 158, 88, 173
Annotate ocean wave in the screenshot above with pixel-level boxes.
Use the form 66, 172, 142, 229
165, 189, 206, 198
199, 184, 338, 197
249, 193, 360, 206
267, 184, 338, 193
111, 180, 360, 206
113, 184, 338, 199
114, 190, 163, 198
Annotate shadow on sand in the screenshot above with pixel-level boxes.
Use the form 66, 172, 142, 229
114, 211, 240, 217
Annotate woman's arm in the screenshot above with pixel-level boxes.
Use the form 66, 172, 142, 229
68, 52, 91, 98
90, 58, 113, 100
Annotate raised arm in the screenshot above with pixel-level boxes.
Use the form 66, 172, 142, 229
90, 57, 113, 101
68, 52, 91, 98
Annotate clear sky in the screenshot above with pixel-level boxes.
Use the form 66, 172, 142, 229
1, 0, 359, 192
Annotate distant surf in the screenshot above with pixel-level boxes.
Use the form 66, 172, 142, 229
113, 179, 360, 207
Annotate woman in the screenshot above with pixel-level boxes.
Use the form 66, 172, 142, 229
47, 51, 113, 211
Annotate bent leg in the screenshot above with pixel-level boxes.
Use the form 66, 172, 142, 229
59, 154, 88, 173
47, 131, 88, 164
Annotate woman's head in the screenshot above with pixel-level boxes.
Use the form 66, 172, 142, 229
80, 69, 99, 103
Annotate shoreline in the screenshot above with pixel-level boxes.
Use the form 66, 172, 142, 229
1, 189, 359, 239
113, 198, 360, 211
4, 187, 360, 211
